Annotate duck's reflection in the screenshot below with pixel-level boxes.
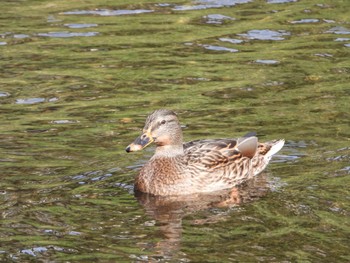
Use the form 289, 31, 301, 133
135, 173, 270, 261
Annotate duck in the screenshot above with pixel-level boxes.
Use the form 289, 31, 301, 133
126, 109, 284, 196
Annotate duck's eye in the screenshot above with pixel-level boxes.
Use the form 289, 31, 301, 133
160, 120, 166, 125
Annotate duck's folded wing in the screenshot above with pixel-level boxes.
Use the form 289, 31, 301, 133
183, 138, 257, 170
184, 139, 242, 171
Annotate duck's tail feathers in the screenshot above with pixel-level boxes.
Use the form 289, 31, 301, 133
265, 139, 285, 159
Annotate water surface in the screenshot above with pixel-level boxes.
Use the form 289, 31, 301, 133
0, 0, 349, 262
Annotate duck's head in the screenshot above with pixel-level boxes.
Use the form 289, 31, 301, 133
126, 109, 183, 153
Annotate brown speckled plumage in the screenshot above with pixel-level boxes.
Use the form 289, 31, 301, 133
126, 109, 284, 196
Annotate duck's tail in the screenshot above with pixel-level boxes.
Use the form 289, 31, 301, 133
264, 139, 285, 159
251, 139, 284, 177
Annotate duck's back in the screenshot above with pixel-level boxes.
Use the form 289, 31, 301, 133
184, 137, 284, 176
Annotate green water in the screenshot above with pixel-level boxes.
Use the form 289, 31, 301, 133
0, 0, 349, 262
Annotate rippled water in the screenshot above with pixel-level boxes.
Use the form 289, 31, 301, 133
237, 29, 290, 41
204, 14, 235, 24
61, 9, 155, 16
0, 0, 349, 262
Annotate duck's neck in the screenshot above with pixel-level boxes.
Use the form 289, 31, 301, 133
154, 144, 184, 158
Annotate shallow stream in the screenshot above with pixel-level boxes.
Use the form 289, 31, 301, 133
0, 0, 349, 262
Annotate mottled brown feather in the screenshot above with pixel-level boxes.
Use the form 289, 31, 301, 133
127, 109, 284, 196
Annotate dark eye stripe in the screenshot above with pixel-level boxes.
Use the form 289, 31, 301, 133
151, 119, 175, 132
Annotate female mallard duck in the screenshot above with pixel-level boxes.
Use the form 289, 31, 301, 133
126, 109, 284, 196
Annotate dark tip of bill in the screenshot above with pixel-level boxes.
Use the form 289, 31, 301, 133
125, 146, 131, 153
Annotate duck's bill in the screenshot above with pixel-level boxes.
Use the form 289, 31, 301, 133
125, 133, 154, 152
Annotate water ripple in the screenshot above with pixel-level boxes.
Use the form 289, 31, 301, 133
64, 23, 98, 29
334, 37, 350, 42
203, 14, 235, 24
219, 37, 244, 44
290, 19, 319, 24
238, 29, 290, 41
51, 120, 80, 124
173, 0, 252, 11
61, 9, 154, 16
326, 26, 350, 34
0, 92, 10, 97
255, 59, 279, 64
16, 98, 45, 104
21, 247, 47, 256
13, 34, 30, 39
15, 97, 58, 104
37, 31, 99, 38
201, 44, 239, 52
267, 0, 297, 3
